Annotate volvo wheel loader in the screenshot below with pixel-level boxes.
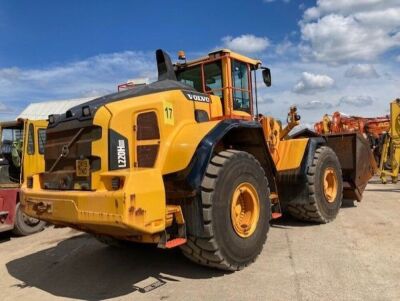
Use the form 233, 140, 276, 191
21, 49, 375, 271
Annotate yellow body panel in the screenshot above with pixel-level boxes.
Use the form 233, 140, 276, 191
99, 90, 222, 174
22, 90, 223, 235
22, 119, 48, 183
259, 111, 306, 171
23, 168, 165, 236
162, 120, 220, 173
91, 106, 112, 190
276, 139, 309, 171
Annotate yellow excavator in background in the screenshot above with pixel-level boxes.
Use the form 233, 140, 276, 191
378, 99, 400, 183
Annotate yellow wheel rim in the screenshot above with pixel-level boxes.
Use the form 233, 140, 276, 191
230, 182, 260, 238
323, 167, 338, 203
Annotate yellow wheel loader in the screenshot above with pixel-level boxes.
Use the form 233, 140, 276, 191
0, 119, 47, 235
378, 99, 400, 183
21, 49, 375, 271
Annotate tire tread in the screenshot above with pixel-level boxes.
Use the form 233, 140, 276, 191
287, 146, 343, 223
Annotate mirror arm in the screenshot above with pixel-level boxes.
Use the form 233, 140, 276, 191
254, 70, 258, 117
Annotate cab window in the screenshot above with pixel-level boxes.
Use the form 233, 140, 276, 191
38, 129, 46, 154
232, 60, 251, 113
177, 65, 202, 91
176, 61, 223, 98
27, 123, 35, 155
203, 61, 223, 98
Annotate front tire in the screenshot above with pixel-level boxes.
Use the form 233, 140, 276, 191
180, 150, 271, 271
12, 203, 46, 236
288, 146, 343, 223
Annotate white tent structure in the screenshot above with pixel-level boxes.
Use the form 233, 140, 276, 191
17, 97, 96, 120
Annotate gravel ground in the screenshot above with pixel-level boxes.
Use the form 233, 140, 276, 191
0, 179, 399, 301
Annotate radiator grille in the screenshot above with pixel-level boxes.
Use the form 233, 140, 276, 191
42, 123, 102, 190
137, 145, 159, 168
137, 112, 160, 140
136, 111, 160, 168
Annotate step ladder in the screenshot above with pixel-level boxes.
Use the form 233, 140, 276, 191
158, 205, 187, 249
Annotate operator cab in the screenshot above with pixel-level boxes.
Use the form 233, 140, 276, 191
0, 120, 24, 185
0, 119, 47, 187
175, 49, 271, 120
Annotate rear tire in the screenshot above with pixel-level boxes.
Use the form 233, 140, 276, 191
12, 203, 46, 236
288, 146, 343, 223
180, 150, 270, 271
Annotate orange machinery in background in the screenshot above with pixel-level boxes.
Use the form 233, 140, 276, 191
314, 112, 390, 138
314, 111, 390, 164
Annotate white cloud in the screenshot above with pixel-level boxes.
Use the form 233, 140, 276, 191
303, 7, 321, 20
275, 39, 293, 55
354, 7, 400, 29
338, 95, 374, 107
304, 0, 400, 18
79, 88, 114, 98
257, 58, 399, 124
258, 96, 275, 104
221, 34, 270, 54
344, 64, 379, 79
0, 102, 14, 113
300, 1, 400, 64
251, 1, 400, 122
301, 14, 400, 64
0, 67, 21, 85
0, 51, 155, 106
293, 72, 335, 94
299, 100, 333, 110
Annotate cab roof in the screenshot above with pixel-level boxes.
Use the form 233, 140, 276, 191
179, 49, 262, 68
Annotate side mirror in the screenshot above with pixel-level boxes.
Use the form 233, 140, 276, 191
262, 68, 272, 87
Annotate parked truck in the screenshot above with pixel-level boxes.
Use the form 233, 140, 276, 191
0, 119, 47, 235
21, 49, 375, 270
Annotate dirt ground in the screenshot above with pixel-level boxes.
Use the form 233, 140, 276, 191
0, 179, 399, 301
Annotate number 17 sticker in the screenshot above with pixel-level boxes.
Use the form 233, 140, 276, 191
163, 101, 174, 125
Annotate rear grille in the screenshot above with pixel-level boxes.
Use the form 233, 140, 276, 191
42, 122, 102, 190
136, 112, 160, 168
137, 145, 159, 167
137, 112, 160, 140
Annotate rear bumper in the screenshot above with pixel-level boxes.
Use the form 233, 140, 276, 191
21, 169, 166, 236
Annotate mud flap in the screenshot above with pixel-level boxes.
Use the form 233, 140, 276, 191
323, 133, 376, 201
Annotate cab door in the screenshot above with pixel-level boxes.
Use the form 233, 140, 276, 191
22, 120, 48, 183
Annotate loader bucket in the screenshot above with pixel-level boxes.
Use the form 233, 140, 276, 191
323, 133, 377, 201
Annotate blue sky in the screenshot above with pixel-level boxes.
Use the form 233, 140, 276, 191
0, 0, 399, 123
